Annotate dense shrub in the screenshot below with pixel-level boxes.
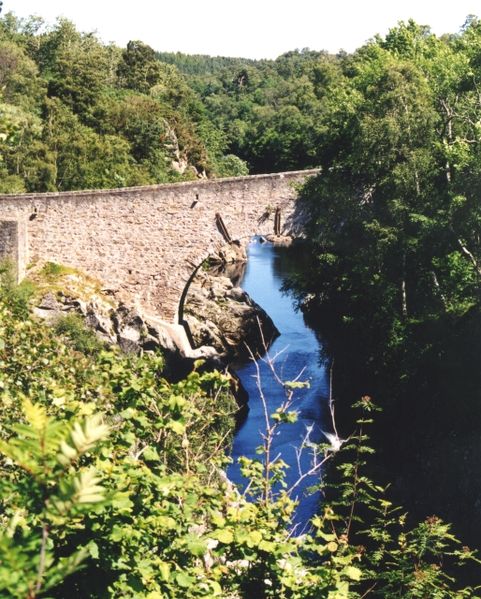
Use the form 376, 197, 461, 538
0, 278, 479, 597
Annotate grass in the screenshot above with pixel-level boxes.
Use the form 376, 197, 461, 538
26, 260, 112, 305
0, 259, 37, 317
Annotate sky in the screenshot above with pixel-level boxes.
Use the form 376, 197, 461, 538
5, 0, 481, 59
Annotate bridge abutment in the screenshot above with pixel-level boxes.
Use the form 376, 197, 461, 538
0, 217, 27, 282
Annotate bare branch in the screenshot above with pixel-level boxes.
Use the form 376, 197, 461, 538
35, 524, 49, 595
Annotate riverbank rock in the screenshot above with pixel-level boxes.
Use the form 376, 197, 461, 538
184, 269, 279, 361
28, 258, 278, 371
210, 240, 247, 264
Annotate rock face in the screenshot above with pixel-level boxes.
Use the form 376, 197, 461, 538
263, 234, 293, 247
34, 290, 145, 351
30, 271, 233, 374
184, 269, 279, 361
210, 240, 247, 265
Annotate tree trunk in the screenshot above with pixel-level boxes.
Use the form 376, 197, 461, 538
457, 238, 481, 277
431, 270, 447, 308
401, 253, 408, 318
401, 278, 408, 318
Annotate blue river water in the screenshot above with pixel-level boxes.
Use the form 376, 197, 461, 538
227, 239, 330, 530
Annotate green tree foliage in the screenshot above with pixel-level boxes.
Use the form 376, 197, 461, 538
281, 19, 481, 552
117, 40, 165, 93
2, 14, 481, 593
161, 48, 346, 173
43, 98, 138, 190
0, 39, 44, 110
36, 18, 116, 121
0, 12, 249, 191
292, 20, 481, 351
156, 51, 260, 77
0, 269, 479, 597
0, 404, 109, 598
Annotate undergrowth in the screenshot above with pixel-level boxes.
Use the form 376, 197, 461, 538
0, 268, 479, 598
54, 313, 106, 356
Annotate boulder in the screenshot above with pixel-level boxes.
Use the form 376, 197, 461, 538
61, 297, 87, 314
184, 269, 279, 361
38, 292, 61, 311
31, 259, 276, 367
33, 307, 60, 323
228, 287, 247, 302
118, 337, 141, 354
211, 241, 247, 265
264, 234, 293, 247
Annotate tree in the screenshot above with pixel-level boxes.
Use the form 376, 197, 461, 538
0, 40, 45, 111
117, 40, 164, 93
43, 99, 138, 190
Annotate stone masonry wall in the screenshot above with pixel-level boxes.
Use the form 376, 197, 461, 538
0, 221, 18, 262
0, 169, 318, 322
0, 218, 27, 281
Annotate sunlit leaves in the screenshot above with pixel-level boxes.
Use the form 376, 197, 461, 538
58, 414, 109, 465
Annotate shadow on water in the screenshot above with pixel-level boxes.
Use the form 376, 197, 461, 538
227, 238, 330, 530
301, 284, 481, 573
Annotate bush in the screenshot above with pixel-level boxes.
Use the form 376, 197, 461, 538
0, 259, 35, 317
0, 290, 479, 598
54, 313, 105, 355
40, 261, 76, 278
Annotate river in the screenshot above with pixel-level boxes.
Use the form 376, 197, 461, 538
227, 238, 330, 530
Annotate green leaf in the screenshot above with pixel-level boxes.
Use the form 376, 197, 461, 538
142, 446, 160, 461
158, 561, 171, 582
258, 540, 276, 552
168, 420, 186, 435
284, 380, 310, 389
111, 493, 134, 512
209, 581, 223, 596
187, 537, 207, 557
246, 530, 263, 547
214, 528, 234, 544
87, 541, 99, 560
175, 571, 194, 588
345, 565, 362, 581
22, 398, 48, 431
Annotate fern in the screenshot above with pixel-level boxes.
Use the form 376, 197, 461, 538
0, 402, 109, 598
58, 413, 109, 466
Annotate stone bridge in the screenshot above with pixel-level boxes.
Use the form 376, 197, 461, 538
0, 169, 318, 329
